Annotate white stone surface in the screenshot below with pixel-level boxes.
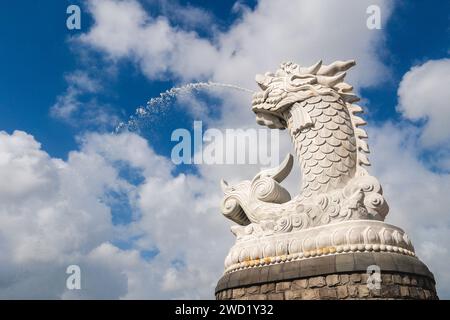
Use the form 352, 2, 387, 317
220, 60, 416, 273
224, 220, 415, 273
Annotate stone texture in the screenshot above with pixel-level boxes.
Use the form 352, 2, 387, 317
284, 290, 303, 300
217, 271, 438, 300
358, 285, 370, 298
309, 276, 326, 288
268, 293, 284, 300
326, 274, 340, 287
393, 274, 403, 285
250, 294, 267, 300
350, 274, 362, 284
302, 289, 320, 300
319, 288, 337, 299
400, 286, 410, 297
260, 283, 275, 294
292, 279, 308, 289
232, 288, 246, 298
246, 285, 260, 295
340, 274, 350, 285
337, 286, 349, 299
381, 274, 393, 285
348, 285, 359, 298
275, 281, 291, 292
402, 275, 411, 285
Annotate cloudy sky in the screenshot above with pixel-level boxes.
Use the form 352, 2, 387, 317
0, 0, 449, 299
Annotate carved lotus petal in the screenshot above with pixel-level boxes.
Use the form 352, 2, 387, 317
239, 248, 250, 262
289, 239, 302, 254
264, 243, 276, 257
348, 227, 363, 244
276, 241, 288, 256
333, 230, 346, 246
250, 246, 261, 260
364, 227, 379, 243
303, 237, 316, 251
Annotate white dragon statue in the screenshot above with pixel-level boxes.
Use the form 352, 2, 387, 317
221, 59, 389, 233
219, 59, 416, 275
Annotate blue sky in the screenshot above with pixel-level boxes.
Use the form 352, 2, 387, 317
0, 1, 447, 160
0, 0, 449, 299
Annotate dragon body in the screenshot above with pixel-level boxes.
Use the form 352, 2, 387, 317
220, 60, 388, 233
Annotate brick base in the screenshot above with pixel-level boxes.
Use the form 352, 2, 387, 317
216, 271, 438, 300
216, 252, 438, 300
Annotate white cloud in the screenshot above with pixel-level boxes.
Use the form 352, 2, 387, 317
3, 118, 450, 298
397, 58, 450, 147
0, 130, 232, 299
369, 122, 450, 298
5, 0, 450, 300
80, 0, 393, 89
51, 70, 119, 127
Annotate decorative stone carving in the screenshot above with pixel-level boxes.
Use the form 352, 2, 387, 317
219, 60, 416, 275
224, 220, 415, 273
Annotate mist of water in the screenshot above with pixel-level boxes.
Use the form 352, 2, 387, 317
114, 81, 254, 133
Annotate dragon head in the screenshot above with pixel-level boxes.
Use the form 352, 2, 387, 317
252, 60, 359, 130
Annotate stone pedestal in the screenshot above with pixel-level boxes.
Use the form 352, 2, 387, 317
215, 252, 438, 300
216, 59, 439, 300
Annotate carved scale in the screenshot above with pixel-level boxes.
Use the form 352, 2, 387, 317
220, 60, 416, 274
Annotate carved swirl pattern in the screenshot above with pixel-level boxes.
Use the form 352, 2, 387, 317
251, 177, 291, 203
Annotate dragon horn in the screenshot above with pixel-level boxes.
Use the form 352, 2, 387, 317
317, 60, 356, 76
299, 60, 322, 74
252, 154, 294, 183
317, 72, 346, 87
